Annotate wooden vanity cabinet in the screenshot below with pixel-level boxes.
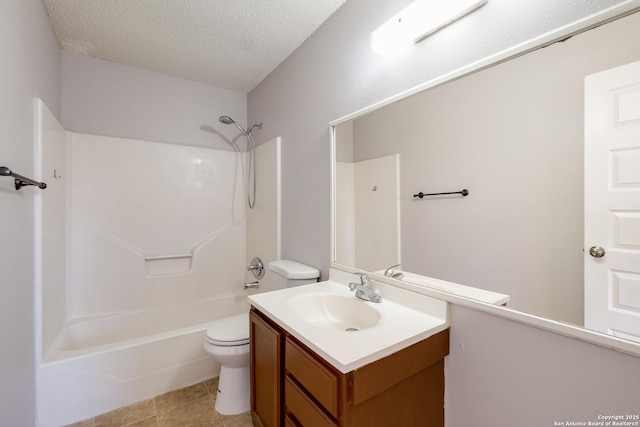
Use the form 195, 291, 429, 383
250, 307, 449, 427
250, 309, 284, 427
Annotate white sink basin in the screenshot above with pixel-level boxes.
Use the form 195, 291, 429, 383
287, 293, 382, 331
249, 276, 448, 373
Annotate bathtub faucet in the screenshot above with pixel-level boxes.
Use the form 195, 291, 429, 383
247, 257, 265, 280
243, 281, 259, 290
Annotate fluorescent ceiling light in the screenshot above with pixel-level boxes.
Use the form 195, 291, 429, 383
371, 0, 487, 55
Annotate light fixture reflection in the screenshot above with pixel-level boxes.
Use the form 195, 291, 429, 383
371, 0, 488, 55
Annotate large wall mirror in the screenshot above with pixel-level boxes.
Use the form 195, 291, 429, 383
332, 7, 640, 346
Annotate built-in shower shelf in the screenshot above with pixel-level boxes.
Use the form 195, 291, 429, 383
144, 253, 192, 276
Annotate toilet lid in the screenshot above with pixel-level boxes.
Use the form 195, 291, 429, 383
205, 312, 249, 346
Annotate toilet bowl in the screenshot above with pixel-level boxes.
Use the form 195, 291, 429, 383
203, 312, 250, 415
203, 259, 320, 415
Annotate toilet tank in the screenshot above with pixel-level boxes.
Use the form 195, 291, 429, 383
268, 259, 320, 290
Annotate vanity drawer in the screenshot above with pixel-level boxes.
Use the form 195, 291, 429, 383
285, 338, 339, 416
284, 414, 298, 427
285, 377, 337, 427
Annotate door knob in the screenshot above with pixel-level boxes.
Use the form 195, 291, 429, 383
589, 246, 606, 258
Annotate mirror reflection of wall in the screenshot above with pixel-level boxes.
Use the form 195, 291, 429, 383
335, 122, 401, 271
333, 11, 640, 328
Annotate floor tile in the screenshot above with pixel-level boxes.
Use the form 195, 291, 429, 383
155, 382, 209, 413
59, 379, 234, 427
65, 420, 94, 427
157, 396, 222, 427
203, 377, 219, 398
220, 412, 254, 427
122, 416, 159, 427
94, 399, 156, 427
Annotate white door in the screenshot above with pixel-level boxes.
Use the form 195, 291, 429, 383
585, 60, 640, 342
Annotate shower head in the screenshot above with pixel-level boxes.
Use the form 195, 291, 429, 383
218, 114, 262, 210
219, 116, 236, 125
219, 115, 262, 137
220, 115, 249, 136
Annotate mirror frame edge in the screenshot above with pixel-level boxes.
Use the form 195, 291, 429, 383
329, 0, 640, 358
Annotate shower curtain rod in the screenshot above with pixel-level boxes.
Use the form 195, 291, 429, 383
0, 166, 47, 190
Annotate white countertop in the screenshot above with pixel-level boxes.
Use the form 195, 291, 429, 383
248, 276, 448, 373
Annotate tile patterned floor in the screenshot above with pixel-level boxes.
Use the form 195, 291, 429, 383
64, 378, 254, 427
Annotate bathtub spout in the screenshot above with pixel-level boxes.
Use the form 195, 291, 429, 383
243, 281, 259, 290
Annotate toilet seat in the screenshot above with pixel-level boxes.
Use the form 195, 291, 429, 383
205, 312, 249, 347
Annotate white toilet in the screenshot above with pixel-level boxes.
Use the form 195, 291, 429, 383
204, 312, 252, 415
203, 259, 320, 415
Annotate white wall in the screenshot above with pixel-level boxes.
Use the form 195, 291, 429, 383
248, 0, 640, 423
0, 0, 60, 425
61, 51, 247, 150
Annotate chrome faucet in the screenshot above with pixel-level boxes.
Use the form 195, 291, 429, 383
349, 273, 382, 303
384, 263, 404, 280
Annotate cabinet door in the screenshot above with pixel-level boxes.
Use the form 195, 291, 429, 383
250, 310, 283, 427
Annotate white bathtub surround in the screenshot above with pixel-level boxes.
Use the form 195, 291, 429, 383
66, 132, 247, 318
34, 102, 281, 426
35, 100, 69, 362
47, 295, 249, 361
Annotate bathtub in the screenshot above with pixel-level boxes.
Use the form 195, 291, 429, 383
36, 294, 249, 427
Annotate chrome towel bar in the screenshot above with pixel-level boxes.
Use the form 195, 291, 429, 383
413, 189, 469, 198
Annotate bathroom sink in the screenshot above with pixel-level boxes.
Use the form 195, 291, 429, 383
287, 293, 382, 332
250, 278, 448, 372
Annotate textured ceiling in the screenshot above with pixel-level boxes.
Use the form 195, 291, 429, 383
43, 0, 346, 93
